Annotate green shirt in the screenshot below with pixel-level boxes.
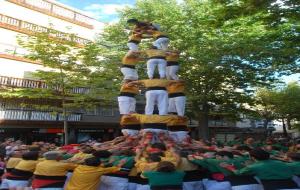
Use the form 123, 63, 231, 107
101, 158, 111, 167
273, 144, 288, 152
191, 158, 235, 176
143, 171, 185, 186
269, 150, 280, 156
62, 153, 73, 160
235, 159, 293, 180
226, 140, 241, 146
111, 156, 135, 169
232, 156, 249, 169
286, 161, 300, 175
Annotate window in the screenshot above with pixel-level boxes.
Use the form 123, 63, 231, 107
101, 107, 114, 117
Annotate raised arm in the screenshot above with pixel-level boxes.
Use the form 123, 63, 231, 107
135, 146, 146, 162
168, 80, 185, 85
169, 147, 182, 167
128, 80, 144, 87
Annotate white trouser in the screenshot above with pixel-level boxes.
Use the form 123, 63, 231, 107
293, 175, 300, 187
145, 90, 168, 115
183, 181, 204, 190
152, 23, 161, 30
166, 65, 179, 80
121, 129, 139, 136
232, 184, 264, 190
168, 96, 186, 116
146, 59, 167, 79
202, 179, 232, 190
153, 37, 169, 50
64, 172, 73, 188
169, 131, 189, 142
141, 129, 168, 134
118, 96, 136, 115
121, 67, 138, 80
128, 182, 137, 190
136, 184, 150, 190
98, 176, 128, 190
0, 179, 29, 189
127, 42, 139, 50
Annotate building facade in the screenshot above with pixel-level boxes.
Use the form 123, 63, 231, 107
0, 0, 121, 143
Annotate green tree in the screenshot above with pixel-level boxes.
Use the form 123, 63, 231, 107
255, 83, 300, 136
99, 0, 299, 139
276, 83, 300, 131
254, 88, 278, 136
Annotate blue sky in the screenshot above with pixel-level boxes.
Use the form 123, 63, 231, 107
57, 0, 135, 23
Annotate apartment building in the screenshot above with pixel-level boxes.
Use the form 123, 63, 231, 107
0, 0, 121, 143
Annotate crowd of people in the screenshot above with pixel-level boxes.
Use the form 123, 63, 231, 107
0, 136, 300, 190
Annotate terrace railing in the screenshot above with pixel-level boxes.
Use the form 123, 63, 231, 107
6, 0, 94, 29
0, 75, 90, 94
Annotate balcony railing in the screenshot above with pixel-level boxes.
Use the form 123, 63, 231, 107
0, 14, 90, 46
0, 43, 29, 57
0, 75, 90, 94
6, 0, 94, 29
0, 109, 81, 121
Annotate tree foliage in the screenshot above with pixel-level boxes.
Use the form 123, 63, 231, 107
255, 82, 300, 136
99, 0, 299, 139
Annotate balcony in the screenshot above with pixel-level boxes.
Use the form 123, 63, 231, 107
0, 43, 28, 57
0, 14, 90, 46
0, 109, 81, 121
0, 75, 90, 94
6, 0, 94, 29
0, 42, 39, 64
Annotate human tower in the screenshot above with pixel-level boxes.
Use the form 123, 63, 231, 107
118, 19, 190, 144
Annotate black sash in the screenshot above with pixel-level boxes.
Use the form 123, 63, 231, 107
183, 170, 207, 182
32, 175, 67, 188
104, 171, 129, 178
143, 123, 167, 130
128, 40, 140, 44
149, 56, 166, 60
168, 125, 188, 131
224, 175, 259, 186
122, 124, 141, 130
7, 169, 33, 180
121, 64, 136, 69
151, 185, 182, 190
169, 93, 185, 98
119, 92, 136, 97
167, 61, 179, 66
34, 175, 67, 180
260, 179, 298, 190
146, 87, 166, 91
128, 174, 149, 184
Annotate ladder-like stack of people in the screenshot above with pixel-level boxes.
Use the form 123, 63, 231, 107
119, 18, 189, 145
